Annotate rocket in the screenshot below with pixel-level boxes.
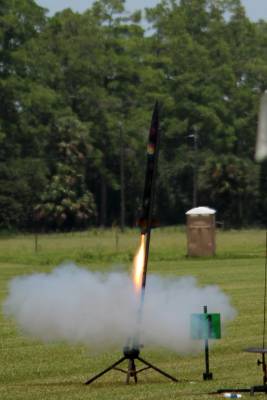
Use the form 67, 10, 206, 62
131, 101, 161, 348
138, 101, 160, 235
135, 101, 160, 295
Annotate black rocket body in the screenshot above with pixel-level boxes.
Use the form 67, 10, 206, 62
138, 102, 160, 235
137, 102, 160, 292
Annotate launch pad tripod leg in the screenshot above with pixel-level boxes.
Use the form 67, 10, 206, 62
85, 356, 126, 385
137, 356, 178, 382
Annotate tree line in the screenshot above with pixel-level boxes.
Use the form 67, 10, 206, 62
1, 0, 267, 231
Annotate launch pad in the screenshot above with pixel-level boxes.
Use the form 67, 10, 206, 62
85, 346, 178, 385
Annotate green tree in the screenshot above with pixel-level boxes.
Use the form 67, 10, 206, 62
34, 115, 96, 230
198, 154, 259, 226
0, 158, 47, 230
0, 0, 49, 229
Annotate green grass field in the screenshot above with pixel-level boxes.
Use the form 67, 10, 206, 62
1, 228, 267, 399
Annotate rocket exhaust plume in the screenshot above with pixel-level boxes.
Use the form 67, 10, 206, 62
3, 263, 236, 354
133, 234, 146, 293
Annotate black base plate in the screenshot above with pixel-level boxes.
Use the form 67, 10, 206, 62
203, 372, 213, 381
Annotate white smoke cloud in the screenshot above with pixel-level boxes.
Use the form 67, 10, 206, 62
3, 264, 236, 353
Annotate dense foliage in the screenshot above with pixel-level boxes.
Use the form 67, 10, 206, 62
1, 0, 266, 230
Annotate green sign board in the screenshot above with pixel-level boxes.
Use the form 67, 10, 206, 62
191, 313, 221, 340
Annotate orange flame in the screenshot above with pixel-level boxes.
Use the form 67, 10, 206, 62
133, 234, 146, 292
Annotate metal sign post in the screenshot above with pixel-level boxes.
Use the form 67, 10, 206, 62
191, 306, 221, 380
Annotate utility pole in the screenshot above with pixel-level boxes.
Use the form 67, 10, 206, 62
119, 121, 125, 232
189, 127, 199, 208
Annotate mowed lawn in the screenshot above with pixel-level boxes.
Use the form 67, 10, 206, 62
0, 228, 267, 399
